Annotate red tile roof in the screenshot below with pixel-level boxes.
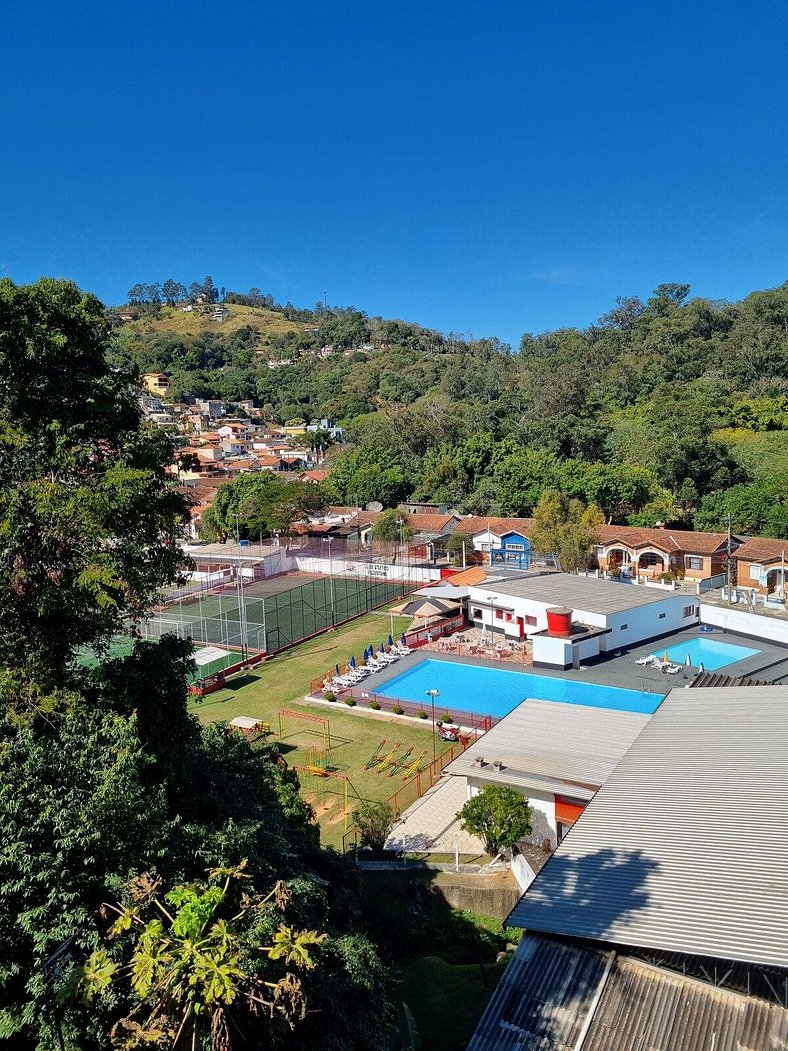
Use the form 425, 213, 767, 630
439, 566, 488, 586
733, 536, 788, 563
458, 516, 534, 537
403, 513, 460, 532
596, 526, 731, 554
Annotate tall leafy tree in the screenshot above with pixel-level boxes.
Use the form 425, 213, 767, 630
0, 278, 188, 683
0, 280, 388, 1051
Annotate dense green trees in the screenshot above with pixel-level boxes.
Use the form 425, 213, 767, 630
529, 490, 603, 572
0, 278, 188, 683
0, 279, 388, 1050
200, 473, 325, 541
114, 280, 788, 537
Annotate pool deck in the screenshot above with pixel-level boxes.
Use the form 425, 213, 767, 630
361, 626, 788, 705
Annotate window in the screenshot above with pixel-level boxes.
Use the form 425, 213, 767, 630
507, 542, 525, 552
472, 608, 482, 619
505, 612, 513, 622
682, 605, 697, 618
658, 612, 666, 620
685, 556, 703, 571
594, 545, 605, 556
495, 609, 504, 619
749, 564, 763, 581
620, 623, 628, 630
524, 615, 537, 626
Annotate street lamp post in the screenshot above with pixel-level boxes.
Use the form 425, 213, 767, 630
487, 593, 495, 638
323, 536, 335, 626
425, 689, 439, 763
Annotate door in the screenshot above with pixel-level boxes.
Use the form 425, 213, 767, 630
516, 616, 525, 639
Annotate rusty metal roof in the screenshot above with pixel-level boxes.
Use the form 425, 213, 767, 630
468, 934, 788, 1051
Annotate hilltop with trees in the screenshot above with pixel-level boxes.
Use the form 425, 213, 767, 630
110, 279, 788, 538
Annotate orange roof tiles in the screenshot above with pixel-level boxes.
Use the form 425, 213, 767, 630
458, 516, 534, 537
403, 513, 460, 532
733, 537, 788, 563
440, 566, 488, 586
596, 526, 731, 554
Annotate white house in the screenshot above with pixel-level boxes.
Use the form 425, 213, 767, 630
467, 574, 699, 668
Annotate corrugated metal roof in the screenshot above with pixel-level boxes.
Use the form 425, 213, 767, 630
471, 574, 688, 614
509, 686, 788, 969
468, 934, 607, 1050
445, 699, 650, 796
469, 934, 788, 1051
691, 670, 770, 688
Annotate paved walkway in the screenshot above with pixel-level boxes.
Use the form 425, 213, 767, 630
384, 774, 484, 854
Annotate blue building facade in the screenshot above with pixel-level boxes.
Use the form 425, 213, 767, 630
490, 530, 531, 569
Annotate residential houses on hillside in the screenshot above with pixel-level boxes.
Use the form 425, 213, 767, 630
147, 380, 781, 586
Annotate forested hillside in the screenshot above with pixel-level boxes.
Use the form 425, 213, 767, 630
113, 281, 788, 538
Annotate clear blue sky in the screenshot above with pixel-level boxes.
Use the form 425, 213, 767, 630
2, 1, 786, 348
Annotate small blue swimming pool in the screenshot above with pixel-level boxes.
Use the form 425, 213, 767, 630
651, 637, 760, 671
374, 659, 661, 719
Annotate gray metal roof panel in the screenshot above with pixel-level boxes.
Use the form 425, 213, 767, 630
509, 686, 788, 968
471, 574, 687, 614
445, 699, 650, 791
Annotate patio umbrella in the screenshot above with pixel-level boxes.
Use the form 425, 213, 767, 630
396, 597, 461, 619
380, 643, 386, 653
662, 650, 670, 664
401, 632, 407, 645
388, 634, 394, 647
335, 664, 340, 677
698, 662, 705, 674
350, 655, 356, 669
685, 653, 692, 667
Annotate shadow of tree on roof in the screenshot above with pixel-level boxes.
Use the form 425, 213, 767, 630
511, 846, 654, 940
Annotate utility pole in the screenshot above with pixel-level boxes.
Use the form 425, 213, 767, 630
726, 513, 733, 606
233, 513, 247, 660
425, 689, 439, 763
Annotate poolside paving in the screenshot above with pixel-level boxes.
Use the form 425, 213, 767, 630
362, 625, 788, 713
384, 774, 484, 855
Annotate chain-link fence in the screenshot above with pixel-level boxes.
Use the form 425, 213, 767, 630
140, 572, 409, 655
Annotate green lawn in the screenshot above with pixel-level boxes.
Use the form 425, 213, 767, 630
394, 956, 508, 1051
361, 871, 518, 1049
191, 610, 441, 847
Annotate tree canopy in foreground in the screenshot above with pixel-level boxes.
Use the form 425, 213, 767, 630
0, 279, 388, 1051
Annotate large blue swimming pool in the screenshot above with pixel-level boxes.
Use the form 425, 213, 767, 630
374, 659, 662, 718
651, 636, 760, 671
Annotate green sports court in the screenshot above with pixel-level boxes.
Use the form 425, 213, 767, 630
75, 639, 240, 685
141, 573, 409, 655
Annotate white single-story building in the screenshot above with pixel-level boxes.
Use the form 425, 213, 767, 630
445, 698, 650, 848
467, 574, 699, 668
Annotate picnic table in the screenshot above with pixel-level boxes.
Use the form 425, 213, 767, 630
228, 716, 272, 736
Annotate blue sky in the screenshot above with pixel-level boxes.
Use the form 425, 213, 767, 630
2, 1, 786, 348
